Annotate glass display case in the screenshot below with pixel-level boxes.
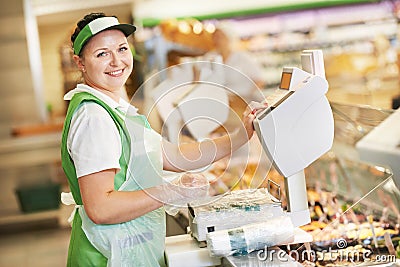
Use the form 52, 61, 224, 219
199, 102, 400, 266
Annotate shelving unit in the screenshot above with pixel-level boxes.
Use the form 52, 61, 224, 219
0, 132, 72, 227
234, 1, 398, 89
140, 1, 399, 110
0, 210, 60, 225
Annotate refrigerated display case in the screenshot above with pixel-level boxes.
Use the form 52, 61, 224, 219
190, 102, 400, 266
268, 102, 399, 266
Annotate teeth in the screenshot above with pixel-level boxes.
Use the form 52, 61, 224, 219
109, 70, 123, 75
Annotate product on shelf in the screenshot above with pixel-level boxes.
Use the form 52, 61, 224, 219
159, 19, 214, 51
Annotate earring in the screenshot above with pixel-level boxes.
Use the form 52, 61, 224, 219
81, 67, 86, 73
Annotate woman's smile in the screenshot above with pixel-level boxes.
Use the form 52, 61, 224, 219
106, 69, 124, 77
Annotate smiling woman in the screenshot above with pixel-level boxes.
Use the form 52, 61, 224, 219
70, 14, 135, 101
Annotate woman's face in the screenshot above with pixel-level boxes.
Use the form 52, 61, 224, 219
79, 29, 133, 94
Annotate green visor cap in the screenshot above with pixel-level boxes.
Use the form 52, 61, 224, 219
73, 16, 136, 55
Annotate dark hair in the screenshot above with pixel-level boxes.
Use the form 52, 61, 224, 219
71, 12, 115, 55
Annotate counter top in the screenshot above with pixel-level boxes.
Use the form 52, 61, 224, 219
0, 132, 61, 169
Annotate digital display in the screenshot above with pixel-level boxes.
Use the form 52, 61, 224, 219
279, 72, 292, 90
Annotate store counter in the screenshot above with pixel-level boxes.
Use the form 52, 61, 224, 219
165, 234, 221, 267
221, 250, 302, 267
165, 233, 302, 267
165, 231, 310, 267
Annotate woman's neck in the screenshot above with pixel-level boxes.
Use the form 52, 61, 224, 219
85, 82, 121, 102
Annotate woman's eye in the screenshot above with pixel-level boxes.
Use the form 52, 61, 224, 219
96, 51, 108, 57
119, 46, 128, 52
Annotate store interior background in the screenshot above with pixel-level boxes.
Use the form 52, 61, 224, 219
1, 0, 400, 266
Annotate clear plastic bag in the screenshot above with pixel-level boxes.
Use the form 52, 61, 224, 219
206, 215, 295, 257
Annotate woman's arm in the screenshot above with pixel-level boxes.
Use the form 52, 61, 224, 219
78, 102, 266, 225
79, 170, 209, 225
162, 102, 267, 172
79, 169, 163, 224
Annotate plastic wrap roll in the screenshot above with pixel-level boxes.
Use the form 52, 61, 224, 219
206, 215, 295, 257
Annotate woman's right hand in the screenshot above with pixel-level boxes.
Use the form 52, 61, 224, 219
178, 172, 209, 187
171, 172, 209, 199
150, 172, 210, 207
150, 172, 210, 216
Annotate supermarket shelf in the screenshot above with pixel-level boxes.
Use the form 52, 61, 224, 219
0, 209, 60, 226
0, 146, 61, 170
0, 132, 64, 226
0, 132, 61, 169
0, 202, 74, 228
0, 132, 61, 154
137, 0, 382, 27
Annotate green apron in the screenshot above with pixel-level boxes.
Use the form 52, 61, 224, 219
61, 92, 166, 266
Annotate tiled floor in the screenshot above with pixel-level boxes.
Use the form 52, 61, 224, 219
0, 226, 70, 267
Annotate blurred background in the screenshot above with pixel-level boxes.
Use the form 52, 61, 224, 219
1, 0, 400, 266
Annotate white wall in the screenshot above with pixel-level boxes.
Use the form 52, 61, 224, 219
0, 0, 42, 138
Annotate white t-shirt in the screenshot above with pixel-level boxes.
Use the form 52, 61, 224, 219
64, 84, 138, 178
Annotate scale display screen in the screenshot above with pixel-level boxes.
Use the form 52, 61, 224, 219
279, 72, 292, 90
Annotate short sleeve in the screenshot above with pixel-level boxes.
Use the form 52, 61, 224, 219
67, 102, 122, 178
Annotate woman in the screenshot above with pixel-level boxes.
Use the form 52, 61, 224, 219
208, 24, 266, 101
62, 12, 266, 266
